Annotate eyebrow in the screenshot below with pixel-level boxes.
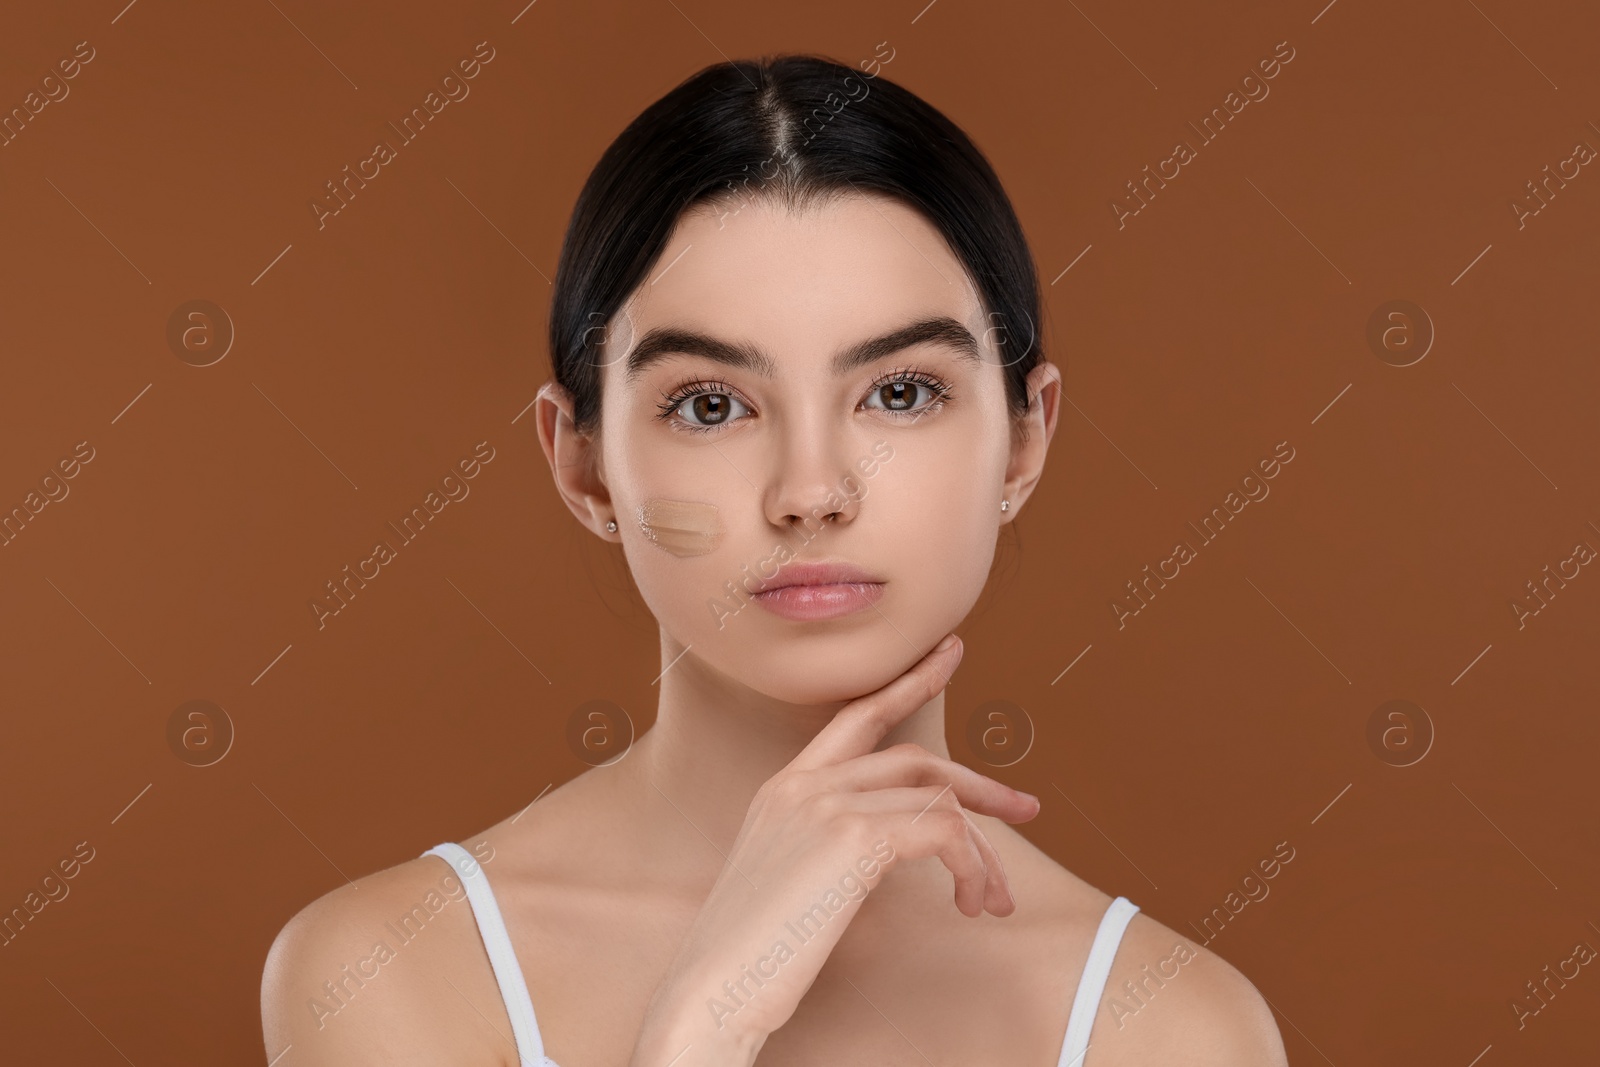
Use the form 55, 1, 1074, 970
622, 315, 984, 384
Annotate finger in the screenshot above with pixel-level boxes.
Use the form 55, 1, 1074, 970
963, 810, 1017, 916
788, 634, 963, 773
831, 787, 1014, 918
877, 806, 990, 917
809, 743, 1039, 823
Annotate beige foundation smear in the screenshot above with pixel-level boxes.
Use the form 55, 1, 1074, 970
637, 498, 721, 557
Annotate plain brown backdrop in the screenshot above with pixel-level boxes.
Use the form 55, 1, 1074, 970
2, 0, 1597, 1063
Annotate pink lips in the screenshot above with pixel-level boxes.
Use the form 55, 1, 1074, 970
750, 561, 886, 622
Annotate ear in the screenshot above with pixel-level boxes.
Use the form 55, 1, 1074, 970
534, 380, 619, 541
1000, 361, 1062, 524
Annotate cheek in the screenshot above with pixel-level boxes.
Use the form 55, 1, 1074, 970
606, 423, 731, 530
624, 545, 725, 629
617, 507, 737, 624
637, 498, 722, 555
605, 436, 744, 607
875, 457, 1000, 595
625, 507, 733, 576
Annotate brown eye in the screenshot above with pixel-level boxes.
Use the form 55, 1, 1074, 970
878, 382, 919, 411
692, 394, 733, 423
863, 372, 949, 417
662, 387, 751, 431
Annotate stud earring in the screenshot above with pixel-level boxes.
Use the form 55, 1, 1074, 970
1000, 499, 1010, 512
605, 519, 618, 533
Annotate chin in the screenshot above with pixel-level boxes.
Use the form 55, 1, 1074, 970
728, 661, 898, 709
698, 622, 950, 708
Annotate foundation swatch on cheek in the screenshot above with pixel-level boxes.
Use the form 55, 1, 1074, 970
636, 499, 721, 557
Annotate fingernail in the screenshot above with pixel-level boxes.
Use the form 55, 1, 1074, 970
934, 634, 958, 654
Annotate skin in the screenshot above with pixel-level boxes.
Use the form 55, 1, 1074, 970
261, 192, 1289, 1066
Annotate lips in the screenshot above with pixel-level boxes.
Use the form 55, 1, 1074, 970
760, 561, 884, 590
751, 561, 886, 622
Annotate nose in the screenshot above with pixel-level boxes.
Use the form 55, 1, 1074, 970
761, 422, 863, 535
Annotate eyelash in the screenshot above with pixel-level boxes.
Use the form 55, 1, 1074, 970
653, 365, 956, 434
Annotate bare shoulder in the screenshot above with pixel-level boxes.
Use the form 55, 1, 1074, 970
987, 826, 1286, 1066
1088, 909, 1289, 1066
260, 842, 513, 1067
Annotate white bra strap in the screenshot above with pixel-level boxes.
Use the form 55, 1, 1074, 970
1057, 896, 1140, 1067
423, 842, 550, 1066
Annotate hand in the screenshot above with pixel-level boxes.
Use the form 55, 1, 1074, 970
629, 634, 1041, 1067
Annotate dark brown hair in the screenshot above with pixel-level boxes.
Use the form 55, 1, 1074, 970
548, 52, 1042, 436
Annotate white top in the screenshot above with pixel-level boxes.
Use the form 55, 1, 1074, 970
424, 842, 1139, 1067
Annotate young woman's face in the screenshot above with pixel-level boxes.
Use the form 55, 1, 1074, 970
591, 192, 1050, 706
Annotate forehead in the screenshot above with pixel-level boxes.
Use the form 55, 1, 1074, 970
607, 192, 986, 376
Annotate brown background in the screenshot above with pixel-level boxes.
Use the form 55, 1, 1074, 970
2, 0, 1597, 1063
